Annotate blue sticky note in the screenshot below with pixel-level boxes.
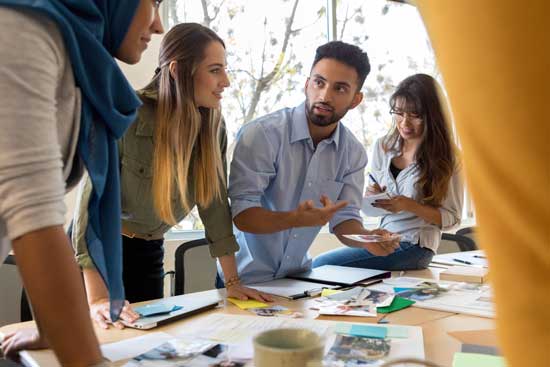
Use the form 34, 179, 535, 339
394, 287, 414, 293
349, 324, 387, 339
134, 303, 182, 317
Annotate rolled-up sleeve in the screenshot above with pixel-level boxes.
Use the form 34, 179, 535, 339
329, 144, 368, 232
228, 123, 276, 218
0, 11, 66, 241
439, 167, 464, 231
198, 124, 239, 258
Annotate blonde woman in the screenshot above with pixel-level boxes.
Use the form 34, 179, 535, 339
73, 23, 271, 329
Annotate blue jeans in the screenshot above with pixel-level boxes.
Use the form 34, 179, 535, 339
312, 241, 434, 271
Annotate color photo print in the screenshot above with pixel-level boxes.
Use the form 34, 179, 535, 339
324, 335, 391, 366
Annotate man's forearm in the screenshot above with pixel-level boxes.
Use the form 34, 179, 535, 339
233, 207, 298, 234
13, 226, 103, 366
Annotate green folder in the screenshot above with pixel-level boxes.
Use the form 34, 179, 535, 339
377, 296, 415, 313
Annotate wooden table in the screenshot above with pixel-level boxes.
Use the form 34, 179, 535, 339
0, 268, 496, 366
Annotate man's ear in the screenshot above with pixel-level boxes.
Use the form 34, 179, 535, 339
169, 60, 177, 78
350, 92, 363, 109
304, 77, 310, 95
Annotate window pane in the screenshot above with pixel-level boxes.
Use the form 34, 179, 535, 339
166, 0, 327, 231
336, 0, 438, 155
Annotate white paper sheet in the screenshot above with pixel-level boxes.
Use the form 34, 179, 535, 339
101, 332, 173, 362
431, 250, 488, 268
176, 314, 425, 365
362, 193, 392, 217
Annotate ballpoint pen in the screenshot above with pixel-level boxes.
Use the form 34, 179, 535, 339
368, 173, 392, 199
453, 258, 473, 265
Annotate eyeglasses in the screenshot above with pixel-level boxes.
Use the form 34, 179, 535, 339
390, 108, 423, 124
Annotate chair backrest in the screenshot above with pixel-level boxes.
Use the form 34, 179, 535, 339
174, 238, 217, 295
440, 233, 478, 253
457, 226, 477, 244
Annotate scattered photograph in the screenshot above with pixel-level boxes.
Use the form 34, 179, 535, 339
324, 335, 391, 366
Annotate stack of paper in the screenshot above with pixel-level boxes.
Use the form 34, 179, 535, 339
369, 277, 495, 318
312, 287, 394, 317
440, 265, 488, 283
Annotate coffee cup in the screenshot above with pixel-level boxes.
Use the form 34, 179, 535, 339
253, 328, 324, 367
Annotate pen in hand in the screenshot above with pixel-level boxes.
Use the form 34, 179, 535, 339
368, 173, 392, 199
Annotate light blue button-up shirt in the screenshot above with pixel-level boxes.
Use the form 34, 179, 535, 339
220, 102, 367, 285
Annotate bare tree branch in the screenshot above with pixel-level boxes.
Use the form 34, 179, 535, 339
200, 0, 225, 27
243, 0, 300, 123
339, 5, 362, 39
230, 69, 259, 81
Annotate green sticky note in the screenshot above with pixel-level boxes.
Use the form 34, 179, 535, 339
377, 296, 415, 313
453, 352, 507, 367
386, 326, 409, 339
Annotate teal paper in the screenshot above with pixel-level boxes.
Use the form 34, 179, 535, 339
334, 323, 387, 339
134, 304, 182, 317
453, 352, 507, 367
386, 326, 409, 338
394, 287, 414, 293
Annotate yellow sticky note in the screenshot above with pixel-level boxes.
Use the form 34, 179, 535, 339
321, 289, 343, 297
227, 298, 269, 310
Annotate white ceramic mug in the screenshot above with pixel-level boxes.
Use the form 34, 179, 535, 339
253, 328, 324, 367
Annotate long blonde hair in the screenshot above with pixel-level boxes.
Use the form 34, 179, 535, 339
143, 23, 225, 224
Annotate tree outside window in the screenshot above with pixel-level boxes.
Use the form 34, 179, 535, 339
164, 0, 449, 231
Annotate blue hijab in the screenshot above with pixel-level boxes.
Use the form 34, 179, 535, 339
0, 0, 142, 320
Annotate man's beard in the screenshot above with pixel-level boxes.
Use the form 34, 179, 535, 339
305, 99, 346, 127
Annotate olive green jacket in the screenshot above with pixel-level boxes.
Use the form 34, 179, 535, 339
73, 90, 239, 268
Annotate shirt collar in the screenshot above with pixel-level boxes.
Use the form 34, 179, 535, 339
290, 102, 340, 150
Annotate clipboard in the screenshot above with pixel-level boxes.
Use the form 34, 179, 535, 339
288, 265, 391, 286
247, 278, 339, 300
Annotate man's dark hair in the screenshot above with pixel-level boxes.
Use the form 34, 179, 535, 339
311, 41, 371, 91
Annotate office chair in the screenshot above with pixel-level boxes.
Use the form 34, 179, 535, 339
441, 233, 477, 252
170, 238, 216, 296
457, 226, 477, 244
2, 254, 33, 322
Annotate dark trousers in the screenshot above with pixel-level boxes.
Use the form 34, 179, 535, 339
122, 236, 165, 303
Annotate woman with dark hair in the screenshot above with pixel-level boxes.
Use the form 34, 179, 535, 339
313, 73, 463, 270
73, 23, 271, 329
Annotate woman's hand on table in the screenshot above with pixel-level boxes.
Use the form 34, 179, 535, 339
89, 299, 139, 329
227, 284, 274, 302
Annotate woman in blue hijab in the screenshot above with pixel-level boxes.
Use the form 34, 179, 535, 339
0, 0, 163, 364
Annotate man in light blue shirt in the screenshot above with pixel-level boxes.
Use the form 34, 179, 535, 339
218, 41, 398, 286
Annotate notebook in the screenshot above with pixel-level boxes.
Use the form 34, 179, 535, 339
247, 278, 339, 300
123, 292, 222, 330
288, 265, 391, 286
